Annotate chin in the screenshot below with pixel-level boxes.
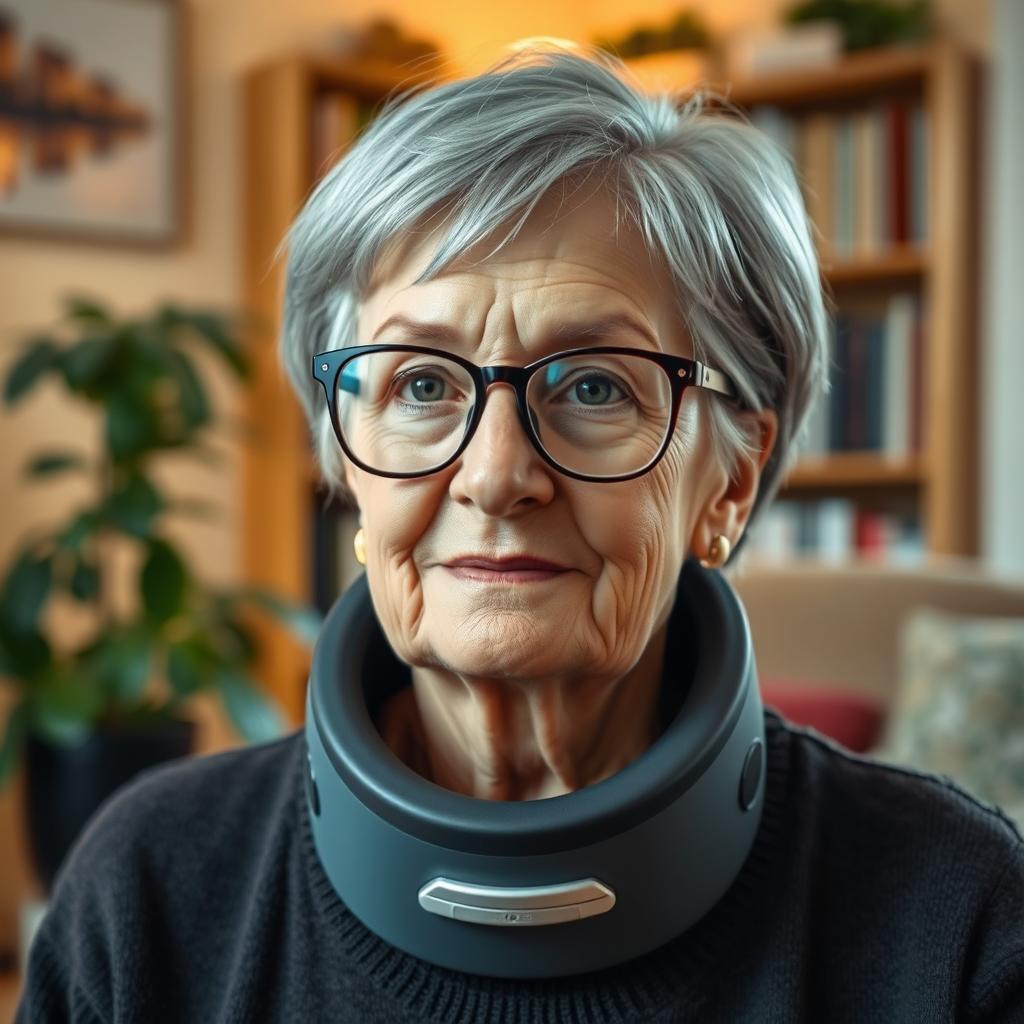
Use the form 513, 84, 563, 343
435, 629, 573, 682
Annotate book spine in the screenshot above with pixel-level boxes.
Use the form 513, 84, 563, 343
846, 313, 867, 449
801, 112, 835, 258
888, 100, 909, 246
833, 114, 855, 258
909, 101, 929, 246
854, 107, 878, 258
864, 316, 884, 451
828, 313, 850, 451
883, 293, 914, 458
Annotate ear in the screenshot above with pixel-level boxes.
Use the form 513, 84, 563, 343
691, 409, 778, 558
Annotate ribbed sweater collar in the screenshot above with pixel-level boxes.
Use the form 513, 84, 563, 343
294, 699, 790, 1024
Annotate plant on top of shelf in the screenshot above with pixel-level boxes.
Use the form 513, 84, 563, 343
594, 10, 714, 59
784, 0, 932, 52
0, 295, 322, 788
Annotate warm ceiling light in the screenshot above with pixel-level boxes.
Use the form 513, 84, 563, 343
506, 36, 582, 53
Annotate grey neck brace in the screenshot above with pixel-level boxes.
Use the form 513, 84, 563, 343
304, 555, 766, 979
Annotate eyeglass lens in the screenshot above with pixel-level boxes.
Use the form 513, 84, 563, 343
335, 348, 674, 478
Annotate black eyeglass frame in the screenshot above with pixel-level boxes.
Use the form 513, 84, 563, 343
312, 343, 739, 484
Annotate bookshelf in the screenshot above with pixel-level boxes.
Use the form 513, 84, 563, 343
691, 40, 981, 565
242, 40, 981, 723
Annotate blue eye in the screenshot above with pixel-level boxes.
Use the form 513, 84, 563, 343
572, 375, 621, 405
403, 374, 446, 402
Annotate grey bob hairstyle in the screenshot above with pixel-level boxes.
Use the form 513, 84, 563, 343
276, 43, 829, 564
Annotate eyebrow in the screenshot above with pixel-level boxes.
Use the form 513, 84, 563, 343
371, 312, 660, 350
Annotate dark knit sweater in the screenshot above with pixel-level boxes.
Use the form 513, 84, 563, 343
14, 704, 1024, 1023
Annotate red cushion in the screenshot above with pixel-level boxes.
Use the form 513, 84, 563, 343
761, 680, 886, 753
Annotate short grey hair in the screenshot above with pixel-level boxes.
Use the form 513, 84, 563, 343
276, 43, 828, 564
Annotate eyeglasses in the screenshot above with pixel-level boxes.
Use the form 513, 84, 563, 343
312, 343, 738, 483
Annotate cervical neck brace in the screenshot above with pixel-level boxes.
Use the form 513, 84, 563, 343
304, 555, 765, 979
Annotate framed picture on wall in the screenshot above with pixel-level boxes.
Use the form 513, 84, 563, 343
0, 0, 184, 247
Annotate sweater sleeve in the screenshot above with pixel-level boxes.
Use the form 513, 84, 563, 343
14, 929, 107, 1023
12, 767, 165, 1024
962, 837, 1024, 1022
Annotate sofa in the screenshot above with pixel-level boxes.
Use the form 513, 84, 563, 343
730, 556, 1024, 759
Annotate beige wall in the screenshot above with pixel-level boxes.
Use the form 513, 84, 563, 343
0, 0, 990, 960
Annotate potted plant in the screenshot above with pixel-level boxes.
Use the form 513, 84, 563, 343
0, 295, 321, 891
594, 10, 719, 93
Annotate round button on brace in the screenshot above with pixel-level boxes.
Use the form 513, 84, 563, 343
306, 752, 321, 817
738, 739, 764, 812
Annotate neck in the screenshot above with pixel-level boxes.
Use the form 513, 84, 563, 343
375, 621, 671, 801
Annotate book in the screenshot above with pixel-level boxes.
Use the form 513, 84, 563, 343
883, 293, 915, 458
832, 113, 855, 258
800, 112, 835, 258
887, 99, 910, 246
853, 105, 883, 259
909, 102, 929, 245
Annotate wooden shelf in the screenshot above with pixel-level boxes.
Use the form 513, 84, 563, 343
719, 43, 932, 108
307, 53, 441, 97
821, 247, 927, 287
783, 452, 926, 490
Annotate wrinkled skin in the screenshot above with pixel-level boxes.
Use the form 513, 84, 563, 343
342, 183, 777, 801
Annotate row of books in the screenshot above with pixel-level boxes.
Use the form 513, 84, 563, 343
751, 98, 928, 259
746, 499, 925, 565
800, 292, 924, 459
310, 90, 379, 180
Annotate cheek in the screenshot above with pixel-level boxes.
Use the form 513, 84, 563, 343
574, 431, 693, 574
359, 477, 443, 641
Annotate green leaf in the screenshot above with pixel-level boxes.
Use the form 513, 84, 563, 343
223, 586, 322, 647
28, 669, 103, 746
59, 335, 118, 394
104, 471, 163, 537
57, 510, 101, 551
140, 538, 187, 624
0, 699, 30, 787
217, 614, 258, 667
87, 628, 153, 702
0, 622, 51, 680
164, 347, 210, 429
166, 635, 216, 698
1, 548, 53, 633
69, 558, 100, 602
4, 339, 58, 405
216, 669, 285, 743
181, 311, 251, 380
25, 452, 90, 477
106, 393, 158, 459
64, 296, 112, 326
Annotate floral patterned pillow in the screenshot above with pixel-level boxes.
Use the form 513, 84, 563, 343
868, 608, 1024, 831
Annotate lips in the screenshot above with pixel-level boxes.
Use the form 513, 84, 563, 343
445, 556, 569, 572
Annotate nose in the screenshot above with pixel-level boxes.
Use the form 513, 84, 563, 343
448, 382, 555, 516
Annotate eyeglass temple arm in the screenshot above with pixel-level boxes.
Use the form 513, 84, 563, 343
693, 361, 737, 400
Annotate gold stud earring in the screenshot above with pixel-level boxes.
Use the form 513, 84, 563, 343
699, 533, 731, 570
353, 526, 367, 566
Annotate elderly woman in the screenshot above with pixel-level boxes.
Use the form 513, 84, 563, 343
17, 45, 1024, 1024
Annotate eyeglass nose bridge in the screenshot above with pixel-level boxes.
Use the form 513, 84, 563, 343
470, 364, 541, 449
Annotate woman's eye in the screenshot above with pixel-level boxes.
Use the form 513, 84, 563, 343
567, 374, 626, 405
398, 373, 449, 403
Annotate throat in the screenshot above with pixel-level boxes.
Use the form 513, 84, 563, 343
371, 628, 676, 801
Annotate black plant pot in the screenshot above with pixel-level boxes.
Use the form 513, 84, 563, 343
24, 716, 196, 892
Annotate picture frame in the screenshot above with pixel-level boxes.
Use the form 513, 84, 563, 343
0, 0, 185, 248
